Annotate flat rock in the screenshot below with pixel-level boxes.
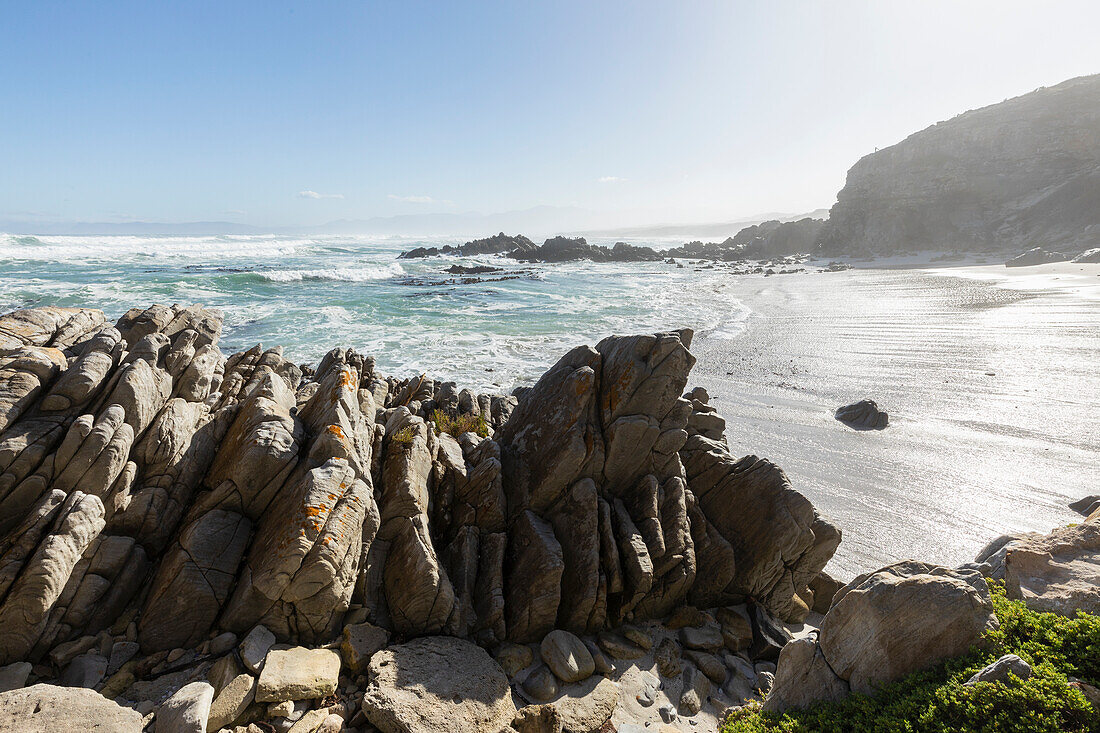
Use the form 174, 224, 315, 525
256, 647, 340, 703
0, 683, 143, 732
361, 636, 516, 733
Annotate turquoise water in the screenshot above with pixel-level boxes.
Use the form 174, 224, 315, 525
0, 233, 750, 391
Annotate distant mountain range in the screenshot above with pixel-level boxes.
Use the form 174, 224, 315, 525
0, 206, 829, 241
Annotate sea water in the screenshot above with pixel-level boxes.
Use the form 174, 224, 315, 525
0, 233, 750, 391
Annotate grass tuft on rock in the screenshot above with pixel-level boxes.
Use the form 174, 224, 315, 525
722, 583, 1100, 733
431, 409, 490, 438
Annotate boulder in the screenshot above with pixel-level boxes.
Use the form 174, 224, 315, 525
553, 676, 618, 733
965, 654, 1032, 686
762, 637, 848, 713
361, 636, 516, 733
207, 673, 257, 731
0, 683, 142, 732
255, 647, 340, 703
238, 625, 276, 674
512, 704, 563, 733
1006, 247, 1069, 267
834, 400, 888, 430
766, 561, 1000, 711
0, 662, 31, 693
340, 621, 390, 673
156, 680, 215, 733
1003, 521, 1100, 616
540, 630, 594, 683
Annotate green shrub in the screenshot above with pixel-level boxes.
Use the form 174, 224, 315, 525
389, 425, 417, 446
431, 409, 489, 438
722, 584, 1100, 733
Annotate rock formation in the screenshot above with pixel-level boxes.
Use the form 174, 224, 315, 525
833, 399, 888, 430
0, 303, 839, 731
817, 74, 1100, 257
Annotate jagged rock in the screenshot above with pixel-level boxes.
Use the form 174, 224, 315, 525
1002, 521, 1100, 616
60, 652, 107, 688
156, 680, 214, 733
540, 629, 594, 683
0, 347, 67, 432
377, 414, 456, 636
0, 683, 142, 732
965, 654, 1032, 686
747, 603, 793, 662
834, 400, 888, 430
255, 647, 340, 703
506, 511, 564, 642
716, 607, 752, 652
362, 636, 516, 733
0, 492, 105, 664
0, 307, 106, 352
681, 436, 840, 621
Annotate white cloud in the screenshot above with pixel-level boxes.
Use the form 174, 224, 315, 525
598, 176, 626, 183
387, 194, 436, 204
297, 190, 344, 200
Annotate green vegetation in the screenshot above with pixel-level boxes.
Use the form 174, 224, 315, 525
431, 409, 490, 438
389, 425, 417, 446
723, 584, 1100, 733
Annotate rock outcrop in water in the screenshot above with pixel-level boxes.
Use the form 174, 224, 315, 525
816, 74, 1100, 258
0, 303, 840, 731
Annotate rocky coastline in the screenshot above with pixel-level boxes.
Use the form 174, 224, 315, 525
0, 304, 1096, 732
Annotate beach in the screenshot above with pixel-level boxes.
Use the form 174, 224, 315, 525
692, 261, 1100, 578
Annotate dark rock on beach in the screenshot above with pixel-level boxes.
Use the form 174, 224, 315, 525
834, 399, 889, 430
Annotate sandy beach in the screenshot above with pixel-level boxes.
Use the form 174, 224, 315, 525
692, 260, 1100, 579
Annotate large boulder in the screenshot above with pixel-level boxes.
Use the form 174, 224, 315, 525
361, 636, 516, 733
1002, 520, 1100, 616
765, 561, 999, 710
0, 683, 142, 732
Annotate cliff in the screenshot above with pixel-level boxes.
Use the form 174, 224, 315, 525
816, 74, 1100, 256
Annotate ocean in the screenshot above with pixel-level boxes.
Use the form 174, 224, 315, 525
0, 233, 750, 392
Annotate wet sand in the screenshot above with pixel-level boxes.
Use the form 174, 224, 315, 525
691, 261, 1100, 579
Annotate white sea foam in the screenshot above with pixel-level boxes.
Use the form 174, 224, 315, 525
256, 264, 404, 282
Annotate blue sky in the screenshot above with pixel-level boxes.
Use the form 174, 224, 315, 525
2, 1, 1098, 230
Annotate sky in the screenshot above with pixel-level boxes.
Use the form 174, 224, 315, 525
2, 1, 1099, 231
